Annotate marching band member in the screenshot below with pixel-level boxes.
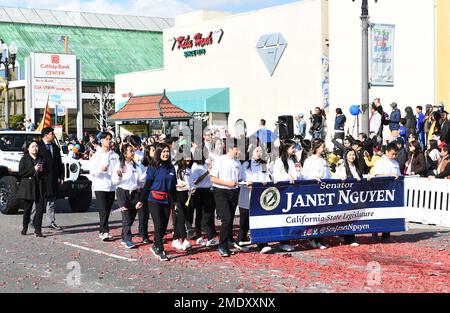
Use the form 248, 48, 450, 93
272, 140, 302, 252
237, 145, 273, 253
302, 139, 331, 250
335, 148, 362, 247
172, 150, 193, 251
210, 138, 243, 257
136, 143, 177, 261
90, 132, 120, 242
112, 144, 145, 249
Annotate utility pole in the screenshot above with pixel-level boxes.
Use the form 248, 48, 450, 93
99, 86, 104, 132
64, 35, 69, 136
354, 0, 377, 134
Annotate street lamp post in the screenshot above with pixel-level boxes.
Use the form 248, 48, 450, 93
0, 39, 18, 129
353, 0, 377, 134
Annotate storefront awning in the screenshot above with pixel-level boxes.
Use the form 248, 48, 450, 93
110, 93, 191, 122
166, 88, 230, 113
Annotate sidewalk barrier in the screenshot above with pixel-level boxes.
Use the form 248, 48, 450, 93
404, 177, 450, 227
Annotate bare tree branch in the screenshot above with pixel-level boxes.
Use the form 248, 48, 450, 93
91, 85, 115, 131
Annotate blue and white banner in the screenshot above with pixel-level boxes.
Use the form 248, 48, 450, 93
249, 177, 405, 244
370, 23, 395, 87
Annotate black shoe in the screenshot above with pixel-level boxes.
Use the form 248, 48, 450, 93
141, 238, 152, 244
49, 222, 62, 230
21, 229, 27, 236
35, 232, 45, 238
218, 247, 230, 257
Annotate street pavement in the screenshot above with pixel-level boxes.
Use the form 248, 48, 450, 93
0, 198, 448, 293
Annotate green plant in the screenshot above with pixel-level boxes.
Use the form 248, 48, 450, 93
10, 114, 25, 130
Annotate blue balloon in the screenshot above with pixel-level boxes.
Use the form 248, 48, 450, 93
349, 105, 361, 116
75, 144, 81, 150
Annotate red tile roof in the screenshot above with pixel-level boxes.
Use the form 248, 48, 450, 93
111, 94, 191, 121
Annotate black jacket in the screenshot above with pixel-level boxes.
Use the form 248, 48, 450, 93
37, 141, 64, 198
440, 120, 450, 143
16, 154, 47, 201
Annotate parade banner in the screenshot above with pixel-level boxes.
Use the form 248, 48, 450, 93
370, 24, 395, 87
249, 177, 405, 244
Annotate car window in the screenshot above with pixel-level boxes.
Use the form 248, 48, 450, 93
0, 134, 42, 152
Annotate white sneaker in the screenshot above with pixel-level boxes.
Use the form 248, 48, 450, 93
279, 244, 295, 252
260, 246, 273, 254
233, 243, 249, 252
350, 242, 360, 247
196, 237, 206, 245
101, 233, 112, 241
99, 233, 104, 239
171, 239, 183, 250
317, 242, 328, 250
205, 239, 219, 247
308, 239, 318, 249
181, 239, 192, 251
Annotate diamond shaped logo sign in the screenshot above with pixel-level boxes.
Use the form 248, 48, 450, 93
256, 33, 287, 76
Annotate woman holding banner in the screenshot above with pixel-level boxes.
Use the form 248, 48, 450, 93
302, 139, 332, 250
237, 145, 273, 254
335, 149, 362, 247
272, 140, 302, 252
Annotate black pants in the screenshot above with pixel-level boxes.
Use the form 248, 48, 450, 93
236, 208, 249, 243
343, 235, 356, 245
148, 201, 171, 251
173, 191, 189, 240
186, 192, 203, 238
95, 191, 116, 234
22, 198, 45, 233
213, 188, 239, 250
192, 188, 216, 240
116, 188, 145, 242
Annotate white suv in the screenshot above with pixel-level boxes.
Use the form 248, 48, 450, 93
0, 131, 92, 214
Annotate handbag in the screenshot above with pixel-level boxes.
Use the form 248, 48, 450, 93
151, 190, 169, 201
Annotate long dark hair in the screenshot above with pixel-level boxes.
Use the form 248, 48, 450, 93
142, 143, 156, 167
280, 140, 297, 173
150, 143, 171, 168
311, 138, 325, 156
343, 149, 362, 179
408, 140, 422, 157
247, 145, 268, 172
119, 144, 137, 169
175, 152, 193, 180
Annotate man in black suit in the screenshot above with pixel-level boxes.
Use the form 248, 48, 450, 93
38, 127, 64, 230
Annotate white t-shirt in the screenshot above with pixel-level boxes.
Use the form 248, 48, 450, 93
175, 166, 191, 192
190, 162, 212, 189
112, 161, 144, 191
238, 160, 272, 209
210, 155, 242, 190
335, 163, 361, 180
90, 149, 120, 192
372, 155, 401, 176
302, 155, 332, 180
272, 158, 302, 183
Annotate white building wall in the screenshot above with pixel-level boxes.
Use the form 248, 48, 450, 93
116, 0, 436, 139
116, 0, 325, 136
328, 0, 436, 137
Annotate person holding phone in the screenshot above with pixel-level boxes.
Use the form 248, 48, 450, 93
17, 140, 47, 237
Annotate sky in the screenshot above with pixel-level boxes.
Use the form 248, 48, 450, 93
1, 0, 301, 18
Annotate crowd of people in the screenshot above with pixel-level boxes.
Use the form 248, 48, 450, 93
16, 99, 450, 262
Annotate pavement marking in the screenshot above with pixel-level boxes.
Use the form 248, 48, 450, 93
63, 242, 137, 262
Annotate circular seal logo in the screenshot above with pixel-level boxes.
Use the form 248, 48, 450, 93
260, 187, 281, 211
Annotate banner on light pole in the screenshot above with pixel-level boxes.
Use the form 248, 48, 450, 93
370, 24, 395, 87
